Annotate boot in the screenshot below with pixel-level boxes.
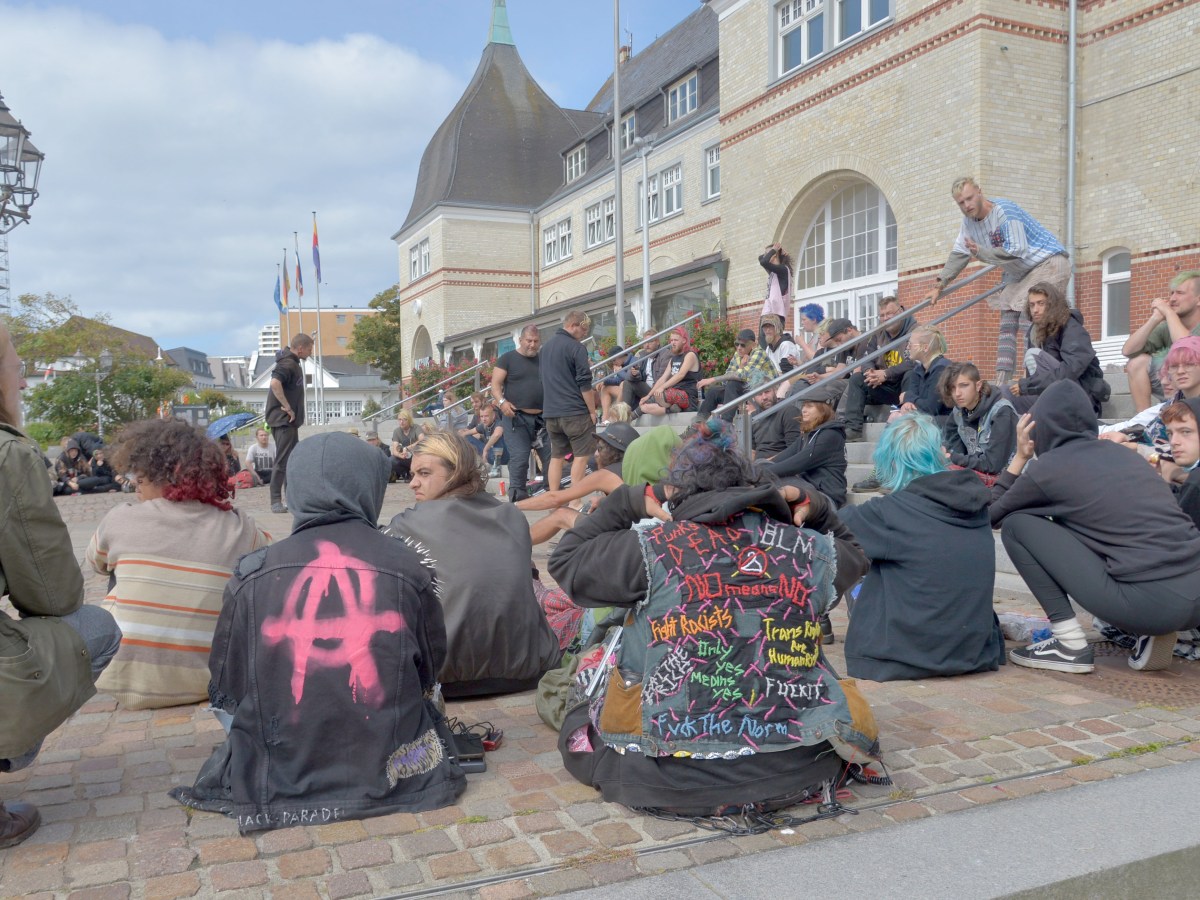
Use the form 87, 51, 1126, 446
819, 614, 835, 645
270, 472, 288, 514
0, 800, 41, 849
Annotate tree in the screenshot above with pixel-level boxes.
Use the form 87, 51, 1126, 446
6, 292, 114, 365
26, 361, 191, 436
349, 284, 404, 383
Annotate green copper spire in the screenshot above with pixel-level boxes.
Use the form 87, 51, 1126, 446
488, 0, 515, 45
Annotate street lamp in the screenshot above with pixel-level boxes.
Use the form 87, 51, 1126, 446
74, 348, 114, 439
0, 92, 44, 235
633, 135, 655, 331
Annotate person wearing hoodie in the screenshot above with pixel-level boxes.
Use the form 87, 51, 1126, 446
386, 431, 561, 698
839, 414, 1004, 681
991, 381, 1200, 673
941, 361, 1018, 479
549, 418, 874, 815
898, 326, 953, 422
842, 297, 917, 441
765, 398, 848, 505
1010, 282, 1108, 414
172, 432, 465, 832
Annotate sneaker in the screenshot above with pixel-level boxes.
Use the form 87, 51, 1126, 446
852, 475, 882, 492
488, 465, 502, 478
1128, 633, 1176, 671
845, 429, 865, 443
819, 614, 835, 646
666, 404, 682, 414
1009, 636, 1094, 673
270, 503, 289, 514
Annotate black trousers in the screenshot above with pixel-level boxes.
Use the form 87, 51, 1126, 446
1001, 513, 1200, 635
698, 380, 746, 421
504, 412, 550, 500
621, 380, 651, 407
269, 424, 299, 504
842, 372, 901, 430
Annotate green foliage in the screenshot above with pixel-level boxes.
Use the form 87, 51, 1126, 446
7, 292, 115, 366
349, 284, 405, 383
687, 316, 739, 379
22, 420, 59, 448
26, 362, 192, 436
362, 397, 382, 418
409, 359, 489, 404
194, 388, 231, 410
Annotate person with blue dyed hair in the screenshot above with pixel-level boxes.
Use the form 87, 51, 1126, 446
795, 303, 826, 364
837, 413, 1005, 681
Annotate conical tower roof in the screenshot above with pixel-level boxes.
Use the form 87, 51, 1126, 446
398, 1, 600, 234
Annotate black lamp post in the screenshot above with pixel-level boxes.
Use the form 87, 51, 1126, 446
0, 92, 43, 235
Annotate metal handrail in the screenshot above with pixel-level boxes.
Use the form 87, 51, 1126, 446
364, 358, 490, 422
587, 311, 705, 383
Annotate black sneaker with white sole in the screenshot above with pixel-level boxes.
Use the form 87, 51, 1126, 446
1009, 636, 1095, 673
1128, 633, 1176, 671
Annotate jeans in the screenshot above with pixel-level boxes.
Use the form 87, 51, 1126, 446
1001, 513, 1200, 634
504, 412, 550, 500
699, 380, 746, 421
2, 605, 122, 772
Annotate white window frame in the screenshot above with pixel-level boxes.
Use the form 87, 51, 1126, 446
778, 0, 825, 77
660, 163, 683, 218
1101, 249, 1131, 339
344, 399, 363, 417
704, 144, 721, 200
794, 183, 897, 332
667, 73, 698, 124
585, 196, 616, 249
637, 173, 661, 228
835, 0, 890, 45
324, 400, 342, 419
620, 114, 636, 152
409, 238, 430, 282
566, 144, 587, 183
543, 218, 572, 267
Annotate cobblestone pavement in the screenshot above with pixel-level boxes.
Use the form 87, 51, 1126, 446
4, 483, 1200, 899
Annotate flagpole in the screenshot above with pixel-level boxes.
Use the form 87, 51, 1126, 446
312, 211, 326, 425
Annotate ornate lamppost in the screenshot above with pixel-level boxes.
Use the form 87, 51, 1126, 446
0, 92, 44, 235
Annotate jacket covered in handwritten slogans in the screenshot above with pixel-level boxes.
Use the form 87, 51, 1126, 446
172, 433, 465, 832
550, 483, 873, 810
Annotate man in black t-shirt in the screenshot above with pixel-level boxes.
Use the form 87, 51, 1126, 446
491, 324, 550, 501
264, 332, 313, 513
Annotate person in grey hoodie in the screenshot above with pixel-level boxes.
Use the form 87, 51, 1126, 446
992, 381, 1200, 674
839, 413, 1004, 681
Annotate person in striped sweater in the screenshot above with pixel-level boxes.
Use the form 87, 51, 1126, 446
87, 418, 273, 709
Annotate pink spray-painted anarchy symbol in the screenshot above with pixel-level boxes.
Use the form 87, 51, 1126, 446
262, 540, 405, 707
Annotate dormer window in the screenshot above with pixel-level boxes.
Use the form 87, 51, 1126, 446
566, 144, 587, 183
667, 73, 698, 124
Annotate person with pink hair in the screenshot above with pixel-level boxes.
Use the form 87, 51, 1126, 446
637, 326, 701, 417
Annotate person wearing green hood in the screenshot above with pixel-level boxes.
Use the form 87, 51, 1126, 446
621, 425, 681, 489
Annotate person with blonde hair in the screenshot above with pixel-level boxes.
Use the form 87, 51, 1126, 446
0, 321, 122, 847
385, 431, 560, 697
390, 408, 421, 482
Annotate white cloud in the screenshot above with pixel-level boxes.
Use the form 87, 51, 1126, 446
1, 5, 463, 355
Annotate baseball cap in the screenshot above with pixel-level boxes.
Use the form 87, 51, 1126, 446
826, 317, 854, 338
736, 328, 757, 343
597, 422, 640, 453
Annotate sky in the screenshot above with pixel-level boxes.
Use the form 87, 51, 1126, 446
0, 0, 701, 357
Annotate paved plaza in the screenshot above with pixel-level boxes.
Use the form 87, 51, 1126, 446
3, 483, 1200, 899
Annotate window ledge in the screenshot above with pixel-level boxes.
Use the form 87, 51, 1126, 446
772, 17, 894, 88
583, 238, 616, 254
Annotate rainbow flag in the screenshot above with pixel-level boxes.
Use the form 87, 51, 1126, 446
273, 269, 284, 313
294, 233, 304, 298
282, 248, 291, 308
312, 213, 322, 283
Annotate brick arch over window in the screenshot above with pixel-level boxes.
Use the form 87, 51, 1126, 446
412, 325, 433, 366
776, 171, 898, 333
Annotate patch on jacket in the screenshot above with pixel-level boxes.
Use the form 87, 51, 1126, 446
386, 728, 444, 786
236, 548, 268, 578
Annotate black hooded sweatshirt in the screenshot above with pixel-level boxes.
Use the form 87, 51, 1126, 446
1170, 396, 1200, 530
839, 468, 1004, 682
943, 385, 1018, 474
990, 380, 1200, 582
1019, 308, 1107, 412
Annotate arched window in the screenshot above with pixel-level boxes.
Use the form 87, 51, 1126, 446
796, 182, 897, 331
1101, 248, 1131, 339
412, 325, 433, 368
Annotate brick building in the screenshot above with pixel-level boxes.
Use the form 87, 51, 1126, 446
395, 0, 1199, 378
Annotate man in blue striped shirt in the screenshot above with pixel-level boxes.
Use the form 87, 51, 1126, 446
926, 177, 1069, 384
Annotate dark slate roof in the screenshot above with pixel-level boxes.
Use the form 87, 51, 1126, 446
397, 41, 593, 234
586, 4, 718, 116
62, 316, 173, 366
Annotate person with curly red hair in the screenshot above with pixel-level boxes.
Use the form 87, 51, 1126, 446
86, 418, 274, 709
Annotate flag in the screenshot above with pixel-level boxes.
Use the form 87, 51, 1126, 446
273, 269, 284, 313
312, 212, 322, 283
282, 248, 291, 309
294, 233, 304, 298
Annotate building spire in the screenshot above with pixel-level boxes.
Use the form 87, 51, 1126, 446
488, 0, 515, 45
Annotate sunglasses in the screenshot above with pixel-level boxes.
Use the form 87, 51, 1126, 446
735, 341, 750, 348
